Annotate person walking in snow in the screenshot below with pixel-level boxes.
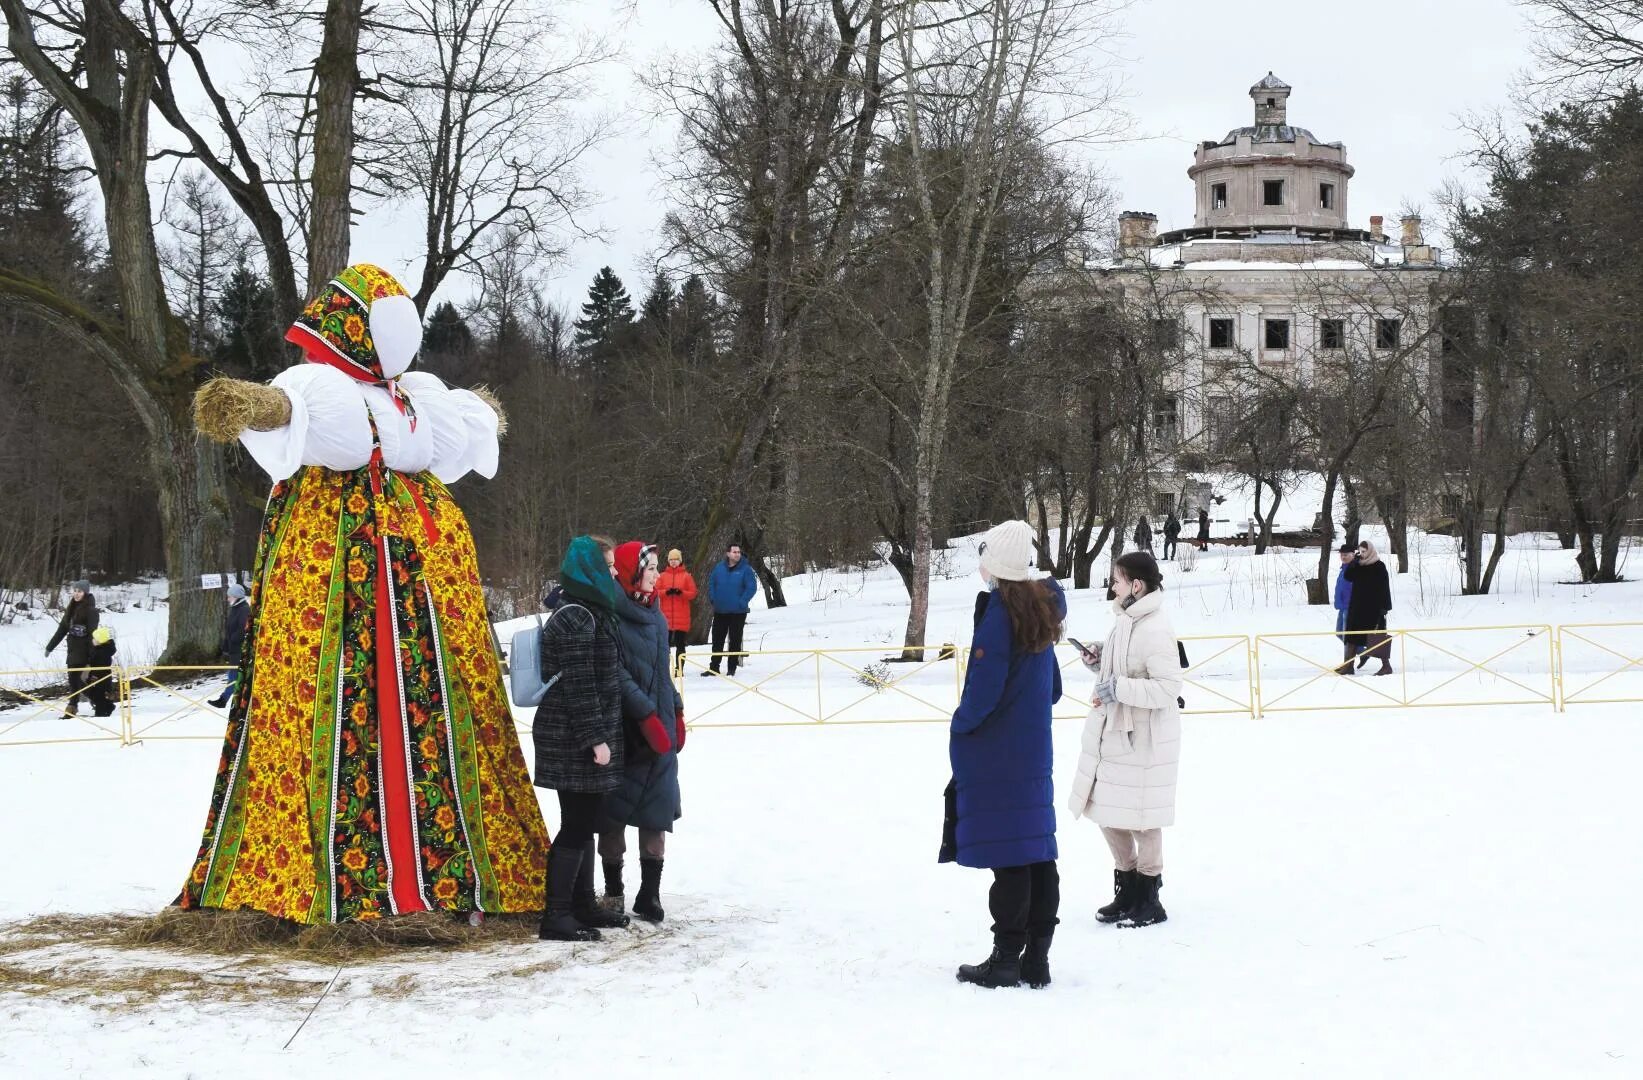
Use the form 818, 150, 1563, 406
658, 549, 698, 676
1068, 551, 1182, 930
598, 542, 686, 924
1332, 544, 1355, 650
208, 583, 252, 709
533, 535, 627, 941
1339, 540, 1394, 676
86, 625, 118, 719
1196, 507, 1210, 550
943, 520, 1065, 990
44, 580, 99, 717
704, 542, 758, 677
1133, 515, 1154, 556
1162, 512, 1181, 561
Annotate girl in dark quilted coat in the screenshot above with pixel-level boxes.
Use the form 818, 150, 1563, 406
533, 535, 628, 941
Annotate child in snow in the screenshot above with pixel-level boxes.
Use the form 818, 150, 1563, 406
86, 625, 118, 719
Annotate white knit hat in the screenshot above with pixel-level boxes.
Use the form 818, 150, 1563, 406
979, 520, 1035, 582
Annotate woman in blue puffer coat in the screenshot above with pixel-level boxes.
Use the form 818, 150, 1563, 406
943, 520, 1065, 990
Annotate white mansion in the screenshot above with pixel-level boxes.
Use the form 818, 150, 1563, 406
1093, 74, 1452, 466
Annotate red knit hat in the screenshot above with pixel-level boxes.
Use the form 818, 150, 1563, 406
613, 541, 658, 596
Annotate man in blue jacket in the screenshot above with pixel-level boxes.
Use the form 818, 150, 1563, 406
1332, 543, 1354, 653
704, 543, 759, 677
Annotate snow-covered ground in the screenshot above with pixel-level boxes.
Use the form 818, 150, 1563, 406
3, 514, 1642, 1077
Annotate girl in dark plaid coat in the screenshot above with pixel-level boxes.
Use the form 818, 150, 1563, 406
533, 535, 629, 941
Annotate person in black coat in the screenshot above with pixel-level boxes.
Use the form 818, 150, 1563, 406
1133, 516, 1154, 555
532, 535, 628, 941
208, 584, 252, 709
45, 580, 99, 717
1162, 512, 1181, 560
1196, 508, 1211, 550
598, 541, 686, 924
1339, 540, 1394, 676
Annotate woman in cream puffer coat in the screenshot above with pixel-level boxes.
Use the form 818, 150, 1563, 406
1067, 551, 1181, 928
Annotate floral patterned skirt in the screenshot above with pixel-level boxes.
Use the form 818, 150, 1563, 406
177, 462, 549, 923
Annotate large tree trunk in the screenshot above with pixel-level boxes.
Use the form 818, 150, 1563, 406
307, 0, 362, 287
2, 2, 231, 660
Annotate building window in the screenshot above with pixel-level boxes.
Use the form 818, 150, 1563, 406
1376, 318, 1401, 350
1320, 182, 1335, 209
1150, 317, 1181, 352
1264, 318, 1290, 351
1211, 182, 1227, 210
1205, 395, 1233, 452
1320, 318, 1345, 350
1263, 179, 1284, 206
1208, 317, 1235, 349
1151, 396, 1179, 446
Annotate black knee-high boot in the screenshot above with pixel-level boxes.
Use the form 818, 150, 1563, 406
574, 840, 629, 929
540, 844, 600, 942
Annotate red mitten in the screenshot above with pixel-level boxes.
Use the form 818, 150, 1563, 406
639, 713, 673, 754
674, 708, 686, 752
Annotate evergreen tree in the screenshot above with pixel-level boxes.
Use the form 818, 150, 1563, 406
421, 300, 476, 382
211, 265, 284, 381
676, 274, 721, 369
573, 266, 635, 378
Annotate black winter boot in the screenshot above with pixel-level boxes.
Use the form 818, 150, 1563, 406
1019, 933, 1053, 989
1118, 873, 1168, 929
957, 943, 1024, 989
1096, 868, 1138, 924
573, 841, 629, 929
632, 857, 665, 923
602, 858, 625, 913
539, 845, 600, 941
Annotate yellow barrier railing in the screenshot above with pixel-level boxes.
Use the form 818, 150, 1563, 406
0, 665, 127, 746
1554, 622, 1643, 711
1252, 624, 1558, 716
4, 620, 1643, 749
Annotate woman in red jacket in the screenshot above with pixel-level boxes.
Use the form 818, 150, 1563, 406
657, 549, 699, 675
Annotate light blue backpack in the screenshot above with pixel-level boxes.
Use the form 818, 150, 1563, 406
507, 603, 587, 708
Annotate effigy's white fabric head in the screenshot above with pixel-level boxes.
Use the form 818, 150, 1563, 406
369, 294, 421, 378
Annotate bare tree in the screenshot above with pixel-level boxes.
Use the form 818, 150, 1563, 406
1, 0, 232, 659
160, 168, 248, 342
374, 0, 608, 313
885, 0, 1123, 650
1524, 0, 1643, 94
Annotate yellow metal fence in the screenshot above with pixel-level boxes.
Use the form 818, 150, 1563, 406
2, 621, 1639, 747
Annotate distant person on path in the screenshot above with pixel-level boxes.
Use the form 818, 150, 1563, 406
598, 541, 685, 925
1068, 551, 1182, 930
942, 520, 1065, 990
208, 583, 252, 709
1332, 544, 1355, 649
1133, 515, 1154, 556
704, 543, 758, 677
1196, 507, 1210, 550
45, 580, 99, 717
1339, 540, 1394, 676
86, 625, 118, 719
658, 549, 698, 676
1162, 512, 1181, 560
533, 536, 626, 941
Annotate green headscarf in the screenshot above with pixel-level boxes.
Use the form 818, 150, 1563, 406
559, 535, 621, 613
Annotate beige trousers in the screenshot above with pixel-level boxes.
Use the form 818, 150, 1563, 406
1101, 826, 1163, 876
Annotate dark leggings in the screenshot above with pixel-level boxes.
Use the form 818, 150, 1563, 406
989, 860, 1060, 949
555, 790, 605, 848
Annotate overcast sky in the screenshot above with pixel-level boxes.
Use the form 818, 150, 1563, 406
350, 0, 1541, 314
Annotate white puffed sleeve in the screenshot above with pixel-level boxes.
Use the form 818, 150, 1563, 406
397, 371, 501, 483
238, 364, 374, 481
